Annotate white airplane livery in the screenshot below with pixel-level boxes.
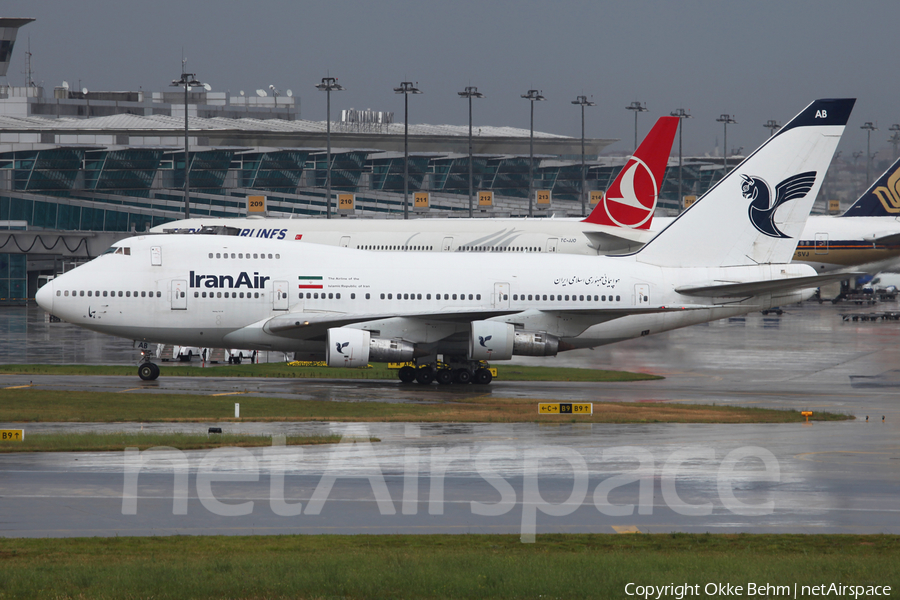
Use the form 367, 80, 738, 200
38, 99, 855, 384
151, 117, 679, 256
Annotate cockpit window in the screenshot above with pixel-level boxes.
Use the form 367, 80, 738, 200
102, 246, 131, 256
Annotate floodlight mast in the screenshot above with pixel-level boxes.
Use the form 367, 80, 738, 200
763, 119, 781, 138
572, 95, 596, 217
521, 89, 545, 217
458, 86, 484, 217
625, 101, 648, 153
716, 113, 737, 175
670, 108, 692, 210
394, 81, 422, 220
316, 77, 344, 219
861, 121, 878, 186
170, 66, 204, 219
889, 124, 900, 159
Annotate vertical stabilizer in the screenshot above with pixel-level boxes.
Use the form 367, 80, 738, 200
635, 99, 854, 268
582, 116, 678, 229
840, 156, 900, 217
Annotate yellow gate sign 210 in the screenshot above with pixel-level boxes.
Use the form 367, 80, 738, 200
1, 429, 24, 441
538, 403, 592, 415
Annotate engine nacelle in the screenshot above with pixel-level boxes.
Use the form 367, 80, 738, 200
513, 331, 560, 357
468, 321, 515, 361
326, 327, 370, 368
368, 337, 417, 363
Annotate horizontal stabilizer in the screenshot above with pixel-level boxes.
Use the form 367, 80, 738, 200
583, 228, 655, 252
676, 272, 863, 297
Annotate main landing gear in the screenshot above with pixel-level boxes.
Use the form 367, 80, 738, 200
138, 361, 160, 381
398, 359, 493, 386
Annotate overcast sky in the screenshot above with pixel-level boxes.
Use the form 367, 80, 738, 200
4, 0, 898, 159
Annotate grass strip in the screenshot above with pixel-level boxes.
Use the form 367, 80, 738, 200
0, 534, 896, 599
0, 431, 361, 453
0, 389, 850, 424
0, 362, 662, 382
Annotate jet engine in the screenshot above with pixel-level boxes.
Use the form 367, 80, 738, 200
326, 328, 370, 368
326, 327, 419, 367
513, 331, 560, 357
468, 321, 515, 360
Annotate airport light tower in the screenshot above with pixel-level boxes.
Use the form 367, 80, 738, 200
763, 119, 781, 138
170, 66, 204, 219
861, 121, 878, 185
572, 95, 596, 217
890, 124, 900, 159
521, 89, 546, 217
458, 86, 485, 217
394, 82, 422, 220
670, 108, 692, 210
316, 77, 344, 219
626, 101, 648, 152
716, 113, 737, 176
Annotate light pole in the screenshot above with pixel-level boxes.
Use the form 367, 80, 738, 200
458, 86, 484, 217
572, 95, 596, 217
861, 121, 877, 185
170, 67, 204, 218
521, 89, 545, 217
394, 81, 422, 220
763, 119, 781, 138
889, 124, 900, 159
670, 108, 692, 210
625, 101, 648, 152
716, 114, 737, 176
315, 77, 344, 219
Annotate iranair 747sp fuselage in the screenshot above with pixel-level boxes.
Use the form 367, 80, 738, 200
38, 99, 855, 384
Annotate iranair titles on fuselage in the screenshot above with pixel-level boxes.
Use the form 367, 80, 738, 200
39, 99, 856, 385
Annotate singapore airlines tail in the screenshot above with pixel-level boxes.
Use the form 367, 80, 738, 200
635, 98, 855, 268
582, 115, 678, 229
840, 156, 900, 217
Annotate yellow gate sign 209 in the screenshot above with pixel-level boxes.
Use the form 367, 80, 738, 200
1, 429, 24, 441
538, 403, 592, 415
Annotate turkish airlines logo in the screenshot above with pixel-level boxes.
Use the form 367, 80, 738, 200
603, 157, 658, 228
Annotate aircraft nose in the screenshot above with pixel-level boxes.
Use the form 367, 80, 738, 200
36, 280, 54, 314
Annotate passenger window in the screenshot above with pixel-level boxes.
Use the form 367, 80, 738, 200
87, 291, 92, 297
426, 294, 431, 300
365, 293, 370, 299
180, 292, 185, 298
239, 292, 244, 298
351, 293, 355, 299
224, 292, 229, 298
216, 253, 221, 258
254, 292, 259, 298
404, 293, 409, 300
329, 293, 334, 299
125, 291, 130, 297
314, 293, 319, 299
579, 295, 584, 301
194, 292, 199, 298
388, 293, 393, 299
616, 295, 621, 301
209, 253, 213, 258
217, 292, 222, 298
157, 292, 161, 298
380, 293, 385, 299
468, 294, 473, 300
202, 292, 207, 298
452, 294, 457, 300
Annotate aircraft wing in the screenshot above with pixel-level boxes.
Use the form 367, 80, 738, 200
261, 305, 713, 341
868, 232, 900, 246
583, 228, 657, 252
675, 272, 863, 297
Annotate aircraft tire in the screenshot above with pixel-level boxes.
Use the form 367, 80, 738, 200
233, 357, 242, 365
398, 366, 417, 383
453, 369, 472, 384
436, 369, 454, 385
138, 363, 160, 381
415, 367, 435, 385
473, 368, 493, 385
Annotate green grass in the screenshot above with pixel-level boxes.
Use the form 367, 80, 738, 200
0, 431, 361, 453
0, 389, 851, 424
0, 534, 896, 599
0, 362, 662, 382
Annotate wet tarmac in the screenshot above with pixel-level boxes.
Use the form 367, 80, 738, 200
2, 300, 900, 537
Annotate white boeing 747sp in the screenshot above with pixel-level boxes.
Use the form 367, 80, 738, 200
38, 99, 855, 384
152, 116, 680, 256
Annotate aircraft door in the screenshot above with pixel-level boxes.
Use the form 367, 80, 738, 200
340, 236, 351, 248
493, 282, 510, 309
151, 246, 162, 266
273, 280, 289, 311
815, 232, 829, 254
171, 280, 187, 310
634, 284, 650, 306
546, 238, 558, 253
442, 237, 454, 252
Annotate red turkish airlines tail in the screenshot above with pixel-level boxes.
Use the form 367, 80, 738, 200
582, 116, 678, 229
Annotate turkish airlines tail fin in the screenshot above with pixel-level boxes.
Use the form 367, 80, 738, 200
840, 156, 900, 217
582, 116, 678, 229
634, 98, 854, 268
